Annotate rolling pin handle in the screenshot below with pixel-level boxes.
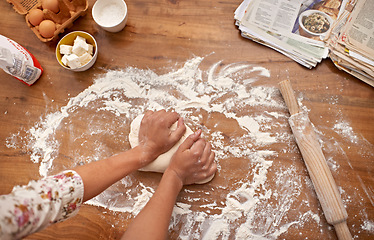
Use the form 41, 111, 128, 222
278, 79, 300, 116
334, 221, 352, 240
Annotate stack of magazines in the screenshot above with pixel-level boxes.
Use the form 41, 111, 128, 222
235, 0, 374, 87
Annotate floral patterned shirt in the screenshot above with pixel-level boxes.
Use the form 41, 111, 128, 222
0, 170, 84, 240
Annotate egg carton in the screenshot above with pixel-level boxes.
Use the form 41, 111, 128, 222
7, 0, 88, 42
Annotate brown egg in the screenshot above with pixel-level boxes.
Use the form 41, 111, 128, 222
28, 9, 44, 26
39, 20, 56, 38
42, 0, 60, 13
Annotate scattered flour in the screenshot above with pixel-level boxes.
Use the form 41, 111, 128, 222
333, 120, 359, 144
362, 220, 374, 233
5, 56, 373, 239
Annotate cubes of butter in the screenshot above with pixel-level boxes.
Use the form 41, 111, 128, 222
59, 36, 94, 69
60, 45, 72, 55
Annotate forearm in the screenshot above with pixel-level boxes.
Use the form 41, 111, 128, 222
122, 169, 183, 240
75, 146, 150, 202
0, 170, 84, 239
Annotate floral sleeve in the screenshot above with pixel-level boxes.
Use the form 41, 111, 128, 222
0, 170, 84, 240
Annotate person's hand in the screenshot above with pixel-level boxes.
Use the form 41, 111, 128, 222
166, 129, 217, 185
137, 110, 186, 166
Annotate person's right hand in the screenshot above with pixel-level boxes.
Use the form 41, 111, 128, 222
166, 129, 217, 185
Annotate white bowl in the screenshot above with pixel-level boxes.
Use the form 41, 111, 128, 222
56, 31, 98, 72
92, 0, 128, 33
298, 10, 333, 37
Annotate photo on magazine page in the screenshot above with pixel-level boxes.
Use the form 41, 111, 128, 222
291, 0, 345, 41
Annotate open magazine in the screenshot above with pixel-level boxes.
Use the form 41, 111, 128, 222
235, 0, 374, 87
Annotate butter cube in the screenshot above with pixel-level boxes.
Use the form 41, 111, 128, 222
61, 54, 69, 66
66, 54, 81, 69
87, 44, 94, 55
72, 40, 89, 57
74, 36, 87, 44
59, 45, 72, 55
79, 52, 93, 66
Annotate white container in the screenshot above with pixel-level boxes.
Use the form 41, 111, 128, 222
56, 31, 98, 72
92, 0, 128, 33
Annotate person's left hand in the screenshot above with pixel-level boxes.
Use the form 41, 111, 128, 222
137, 110, 186, 167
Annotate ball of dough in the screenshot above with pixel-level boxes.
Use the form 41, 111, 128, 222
129, 114, 214, 184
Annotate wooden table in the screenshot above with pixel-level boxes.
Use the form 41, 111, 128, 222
0, 0, 373, 239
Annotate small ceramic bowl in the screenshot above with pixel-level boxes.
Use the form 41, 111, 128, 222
92, 0, 128, 33
298, 10, 333, 38
56, 31, 98, 72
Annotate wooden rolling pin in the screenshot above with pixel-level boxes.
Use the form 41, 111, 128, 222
279, 80, 352, 240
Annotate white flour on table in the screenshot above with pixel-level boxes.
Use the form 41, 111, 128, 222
6, 56, 373, 239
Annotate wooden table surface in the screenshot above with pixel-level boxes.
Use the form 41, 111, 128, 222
0, 0, 373, 239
